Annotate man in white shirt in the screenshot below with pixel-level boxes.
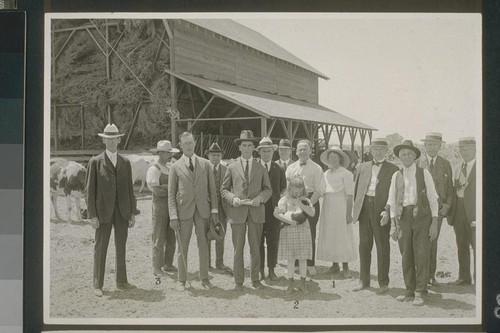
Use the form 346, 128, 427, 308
285, 139, 326, 275
146, 140, 179, 276
276, 138, 295, 172
448, 137, 476, 285
388, 140, 439, 305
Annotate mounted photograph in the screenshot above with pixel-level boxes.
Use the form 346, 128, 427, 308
43, 12, 482, 326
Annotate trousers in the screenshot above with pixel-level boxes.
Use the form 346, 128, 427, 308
358, 195, 391, 287
93, 205, 128, 289
231, 214, 263, 284
453, 198, 476, 283
260, 209, 281, 271
398, 206, 431, 293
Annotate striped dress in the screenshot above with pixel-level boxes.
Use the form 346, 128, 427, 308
277, 196, 313, 261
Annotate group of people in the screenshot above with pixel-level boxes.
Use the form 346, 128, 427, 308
85, 124, 477, 306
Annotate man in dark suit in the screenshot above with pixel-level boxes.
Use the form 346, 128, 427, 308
86, 124, 138, 297
168, 132, 219, 291
417, 132, 454, 286
352, 138, 398, 294
275, 138, 295, 172
222, 130, 272, 290
449, 137, 476, 285
205, 142, 232, 275
256, 137, 287, 281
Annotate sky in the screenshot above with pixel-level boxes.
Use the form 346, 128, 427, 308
235, 14, 481, 145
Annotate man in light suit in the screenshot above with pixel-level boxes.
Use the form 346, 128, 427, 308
86, 124, 138, 297
256, 137, 287, 281
222, 130, 272, 290
168, 132, 219, 291
205, 142, 232, 275
449, 137, 476, 285
417, 132, 454, 286
352, 138, 398, 294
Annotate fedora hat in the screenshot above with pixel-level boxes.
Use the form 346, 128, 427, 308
234, 130, 259, 145
394, 140, 421, 159
255, 137, 278, 151
370, 138, 389, 147
150, 140, 180, 154
98, 124, 125, 138
421, 132, 446, 143
206, 220, 225, 242
320, 145, 350, 169
205, 142, 225, 155
458, 136, 476, 146
278, 138, 295, 151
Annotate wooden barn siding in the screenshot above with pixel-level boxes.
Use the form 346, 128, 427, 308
277, 62, 318, 103
174, 20, 319, 103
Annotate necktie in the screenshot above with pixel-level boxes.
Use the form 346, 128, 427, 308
461, 162, 468, 179
265, 163, 269, 172
189, 158, 194, 172
429, 158, 434, 172
300, 161, 307, 166
283, 161, 287, 169
372, 160, 382, 167
244, 160, 249, 181
214, 165, 217, 176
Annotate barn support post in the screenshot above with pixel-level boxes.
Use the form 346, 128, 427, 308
279, 119, 290, 140
288, 120, 293, 141
81, 106, 85, 150
260, 117, 267, 138
336, 125, 347, 149
267, 119, 277, 137
53, 105, 58, 152
164, 19, 178, 147
359, 129, 367, 161
348, 127, 358, 151
291, 121, 299, 142
200, 132, 204, 156
187, 95, 215, 131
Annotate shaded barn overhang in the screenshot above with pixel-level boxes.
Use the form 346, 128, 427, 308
165, 69, 376, 132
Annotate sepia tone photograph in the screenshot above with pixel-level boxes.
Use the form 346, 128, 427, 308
43, 12, 481, 326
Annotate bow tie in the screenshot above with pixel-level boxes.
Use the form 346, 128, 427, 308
372, 160, 383, 167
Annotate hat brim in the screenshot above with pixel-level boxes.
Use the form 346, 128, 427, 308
394, 145, 421, 159
256, 144, 278, 151
320, 148, 350, 169
234, 138, 259, 145
150, 148, 180, 153
98, 133, 125, 138
205, 150, 225, 155
278, 145, 295, 150
421, 139, 446, 143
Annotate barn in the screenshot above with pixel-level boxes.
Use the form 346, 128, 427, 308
51, 18, 375, 160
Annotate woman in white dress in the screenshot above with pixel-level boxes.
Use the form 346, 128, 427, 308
317, 145, 358, 278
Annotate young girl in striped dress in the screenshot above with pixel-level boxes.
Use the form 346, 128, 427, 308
274, 176, 315, 294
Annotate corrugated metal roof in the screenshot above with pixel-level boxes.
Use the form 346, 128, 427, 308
166, 70, 375, 131
183, 19, 330, 80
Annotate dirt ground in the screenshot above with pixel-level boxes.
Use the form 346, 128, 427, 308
49, 188, 477, 320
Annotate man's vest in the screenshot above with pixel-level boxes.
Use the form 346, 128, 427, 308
395, 165, 431, 222
152, 162, 169, 218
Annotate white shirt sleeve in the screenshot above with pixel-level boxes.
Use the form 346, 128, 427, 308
146, 166, 161, 191
388, 172, 398, 218
423, 169, 439, 217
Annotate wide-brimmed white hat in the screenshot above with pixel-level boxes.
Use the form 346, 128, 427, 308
320, 145, 350, 168
458, 136, 476, 146
255, 137, 278, 151
98, 124, 125, 138
150, 140, 180, 154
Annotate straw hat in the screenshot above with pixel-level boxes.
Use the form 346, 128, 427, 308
150, 140, 180, 154
98, 124, 124, 138
320, 145, 350, 168
255, 137, 278, 151
421, 132, 446, 143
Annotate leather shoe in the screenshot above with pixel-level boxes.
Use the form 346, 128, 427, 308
93, 288, 103, 297
177, 281, 187, 291
260, 270, 265, 280
162, 265, 178, 273
396, 292, 415, 302
116, 282, 137, 290
450, 278, 471, 286
412, 293, 424, 306
252, 280, 265, 289
154, 268, 165, 276
307, 266, 317, 276
376, 285, 389, 295
268, 269, 278, 281
353, 283, 368, 292
234, 282, 244, 291
201, 278, 213, 290
216, 264, 233, 276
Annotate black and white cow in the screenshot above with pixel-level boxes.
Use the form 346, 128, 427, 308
50, 158, 87, 222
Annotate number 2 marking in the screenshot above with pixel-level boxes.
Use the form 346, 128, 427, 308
293, 300, 299, 309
